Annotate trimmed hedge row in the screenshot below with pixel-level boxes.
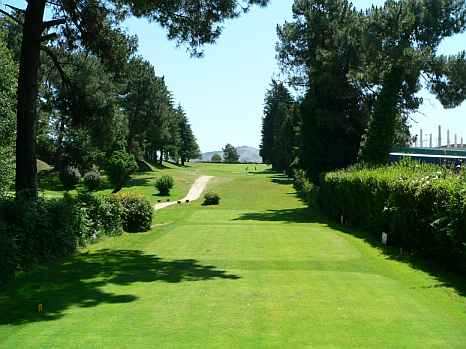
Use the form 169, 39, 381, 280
293, 169, 319, 206
0, 192, 153, 286
318, 161, 466, 270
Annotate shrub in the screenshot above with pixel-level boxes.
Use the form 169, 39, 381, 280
0, 196, 90, 285
293, 169, 318, 206
203, 192, 220, 205
77, 192, 123, 237
83, 170, 101, 191
59, 166, 81, 190
155, 175, 174, 196
116, 193, 153, 232
319, 161, 466, 271
211, 154, 222, 163
105, 151, 138, 193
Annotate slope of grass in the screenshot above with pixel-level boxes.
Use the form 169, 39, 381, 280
38, 162, 200, 204
1, 163, 466, 348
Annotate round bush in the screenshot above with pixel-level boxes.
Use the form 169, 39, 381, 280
105, 151, 138, 193
155, 175, 174, 196
83, 171, 101, 191
203, 192, 220, 206
116, 193, 153, 232
59, 166, 81, 190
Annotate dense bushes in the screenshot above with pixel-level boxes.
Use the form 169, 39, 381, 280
0, 195, 88, 285
105, 151, 138, 193
203, 192, 220, 205
116, 193, 153, 232
155, 175, 174, 196
59, 166, 81, 190
0, 190, 153, 286
319, 161, 466, 270
292, 169, 318, 206
83, 170, 101, 191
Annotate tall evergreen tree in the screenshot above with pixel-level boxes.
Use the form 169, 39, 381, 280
177, 106, 200, 166
277, 0, 367, 181
357, 0, 466, 164
1, 0, 269, 198
223, 144, 240, 163
260, 80, 298, 172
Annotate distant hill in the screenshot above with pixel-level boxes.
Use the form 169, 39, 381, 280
197, 146, 262, 163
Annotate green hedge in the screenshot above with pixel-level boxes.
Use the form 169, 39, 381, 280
293, 169, 319, 206
115, 193, 153, 232
0, 191, 153, 286
319, 161, 466, 270
0, 195, 89, 285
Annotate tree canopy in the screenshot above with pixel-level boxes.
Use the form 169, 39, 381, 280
223, 144, 240, 163
1, 0, 270, 198
275, 0, 466, 181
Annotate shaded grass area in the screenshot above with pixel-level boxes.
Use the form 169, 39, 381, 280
1, 249, 239, 326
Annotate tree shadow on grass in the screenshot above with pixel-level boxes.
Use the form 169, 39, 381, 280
325, 220, 466, 298
235, 203, 466, 298
1, 249, 240, 326
234, 207, 317, 224
125, 177, 152, 188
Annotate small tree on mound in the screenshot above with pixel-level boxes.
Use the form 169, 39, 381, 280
211, 154, 222, 163
105, 151, 138, 193
155, 176, 174, 196
223, 144, 239, 163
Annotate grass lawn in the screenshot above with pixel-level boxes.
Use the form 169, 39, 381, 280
38, 162, 201, 204
1, 163, 466, 348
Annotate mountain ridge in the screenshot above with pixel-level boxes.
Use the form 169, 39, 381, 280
197, 146, 262, 163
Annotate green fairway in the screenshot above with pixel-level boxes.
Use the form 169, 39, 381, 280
1, 163, 466, 348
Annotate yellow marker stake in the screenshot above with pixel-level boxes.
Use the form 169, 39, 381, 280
38, 304, 43, 313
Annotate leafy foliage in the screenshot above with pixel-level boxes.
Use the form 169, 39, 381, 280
276, 0, 466, 176
59, 166, 81, 190
0, 196, 90, 285
203, 192, 220, 206
319, 161, 466, 270
83, 170, 102, 191
105, 151, 138, 193
223, 144, 240, 163
277, 0, 368, 180
0, 30, 17, 196
211, 154, 222, 163
155, 175, 175, 196
115, 193, 153, 233
260, 80, 300, 172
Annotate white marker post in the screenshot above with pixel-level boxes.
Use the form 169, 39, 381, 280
382, 232, 388, 246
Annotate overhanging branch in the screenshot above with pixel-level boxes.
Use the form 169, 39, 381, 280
0, 9, 20, 24
5, 4, 25, 13
41, 33, 58, 42
43, 18, 66, 29
40, 45, 71, 90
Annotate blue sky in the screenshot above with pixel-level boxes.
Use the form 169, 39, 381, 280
6, 0, 466, 151
124, 0, 466, 151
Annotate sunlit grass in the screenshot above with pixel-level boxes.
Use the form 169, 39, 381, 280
2, 162, 466, 348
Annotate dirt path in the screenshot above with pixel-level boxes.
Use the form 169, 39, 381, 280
154, 176, 214, 210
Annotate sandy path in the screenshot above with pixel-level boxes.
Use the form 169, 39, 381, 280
154, 176, 214, 210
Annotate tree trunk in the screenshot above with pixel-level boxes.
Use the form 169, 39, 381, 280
15, 0, 46, 199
